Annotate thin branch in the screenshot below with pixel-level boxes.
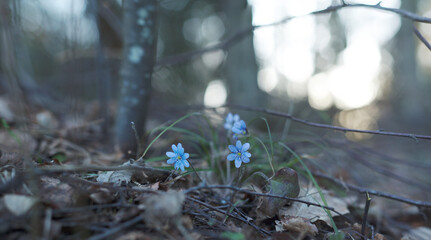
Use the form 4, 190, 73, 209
185, 184, 347, 218
413, 24, 431, 51
88, 215, 143, 240
187, 196, 271, 236
156, 2, 431, 66
31, 164, 171, 175
346, 149, 431, 193
312, 172, 431, 208
226, 104, 431, 141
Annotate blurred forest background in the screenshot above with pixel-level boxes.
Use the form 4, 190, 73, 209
1, 0, 431, 155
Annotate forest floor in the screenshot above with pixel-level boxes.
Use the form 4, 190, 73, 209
0, 98, 430, 240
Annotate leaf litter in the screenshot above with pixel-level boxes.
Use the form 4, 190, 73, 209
0, 105, 429, 239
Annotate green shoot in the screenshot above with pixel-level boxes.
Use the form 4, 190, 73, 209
278, 142, 339, 234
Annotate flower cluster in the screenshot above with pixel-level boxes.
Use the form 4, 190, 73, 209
166, 143, 190, 172
225, 112, 248, 139
224, 112, 252, 168
166, 113, 252, 172
224, 112, 240, 131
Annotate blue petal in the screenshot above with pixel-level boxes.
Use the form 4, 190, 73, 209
240, 120, 246, 128
233, 114, 240, 122
179, 162, 185, 171
183, 159, 190, 168
228, 145, 237, 153
177, 143, 184, 154
167, 158, 176, 164
242, 143, 250, 152
166, 152, 176, 158
226, 113, 233, 122
242, 156, 250, 163
243, 152, 251, 158
183, 153, 189, 159
232, 127, 241, 134
235, 159, 242, 168
174, 161, 180, 170
236, 140, 242, 149
227, 153, 236, 161
172, 144, 177, 152
224, 122, 232, 130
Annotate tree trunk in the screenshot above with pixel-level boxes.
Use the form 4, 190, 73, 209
222, 0, 265, 109
115, 0, 158, 155
391, 0, 422, 123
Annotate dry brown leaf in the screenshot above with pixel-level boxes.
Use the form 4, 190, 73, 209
116, 231, 152, 240
96, 161, 134, 186
150, 182, 160, 190
0, 131, 37, 154
402, 227, 431, 240
40, 176, 77, 208
3, 194, 37, 216
275, 215, 318, 236
0, 97, 14, 122
279, 187, 353, 227
89, 187, 115, 204
142, 190, 185, 230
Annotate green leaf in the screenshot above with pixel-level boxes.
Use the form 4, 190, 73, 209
328, 232, 345, 240
220, 232, 245, 240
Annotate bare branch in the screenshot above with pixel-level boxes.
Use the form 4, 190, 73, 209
157, 2, 431, 66
185, 184, 348, 217
413, 24, 431, 51
225, 104, 431, 141
312, 172, 431, 208
187, 196, 271, 236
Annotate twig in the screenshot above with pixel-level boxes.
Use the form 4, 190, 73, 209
156, 2, 431, 67
346, 149, 431, 193
226, 104, 431, 141
361, 193, 372, 240
88, 215, 143, 240
31, 164, 171, 175
413, 24, 431, 51
185, 184, 347, 217
187, 196, 271, 236
312, 172, 431, 208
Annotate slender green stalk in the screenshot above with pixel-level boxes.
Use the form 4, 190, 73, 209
253, 136, 275, 177
139, 112, 201, 160
260, 117, 274, 169
279, 142, 339, 233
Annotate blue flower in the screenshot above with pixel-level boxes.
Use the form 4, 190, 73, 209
232, 120, 247, 137
224, 112, 240, 131
166, 143, 190, 171
227, 140, 251, 168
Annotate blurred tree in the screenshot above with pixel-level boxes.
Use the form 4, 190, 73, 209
391, 0, 424, 125
88, 0, 122, 139
0, 0, 52, 113
115, 0, 158, 154
222, 0, 266, 108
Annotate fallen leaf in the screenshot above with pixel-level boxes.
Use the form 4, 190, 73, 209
256, 168, 300, 218
0, 97, 14, 122
279, 187, 352, 227
275, 215, 318, 236
142, 190, 185, 230
89, 187, 115, 204
150, 182, 160, 190
96, 161, 134, 186
402, 227, 431, 240
40, 176, 76, 208
117, 231, 152, 240
3, 194, 37, 216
